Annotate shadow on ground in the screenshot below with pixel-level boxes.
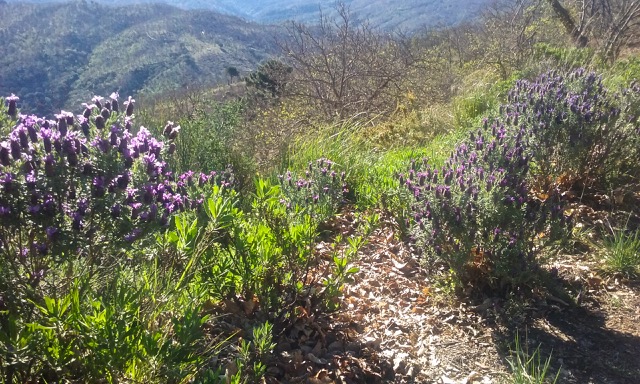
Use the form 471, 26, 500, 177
493, 281, 640, 384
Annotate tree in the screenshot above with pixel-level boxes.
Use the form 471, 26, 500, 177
245, 59, 292, 100
545, 0, 640, 61
479, 0, 549, 78
277, 3, 416, 120
226, 66, 239, 84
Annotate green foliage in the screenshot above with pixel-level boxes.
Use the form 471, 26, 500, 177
452, 92, 494, 129
245, 59, 292, 100
0, 267, 218, 383
604, 56, 640, 90
278, 158, 346, 223
163, 176, 352, 317
321, 228, 371, 311
530, 43, 598, 74
452, 70, 504, 129
602, 227, 640, 278
139, 96, 255, 191
171, 101, 252, 182
507, 332, 560, 384
228, 322, 276, 383
507, 69, 640, 191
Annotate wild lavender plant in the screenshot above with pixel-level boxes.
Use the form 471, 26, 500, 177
278, 158, 347, 223
405, 125, 567, 292
406, 69, 640, 293
0, 93, 232, 286
504, 68, 640, 190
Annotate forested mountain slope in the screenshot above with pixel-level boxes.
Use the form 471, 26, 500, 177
0, 1, 280, 115
6, 0, 493, 30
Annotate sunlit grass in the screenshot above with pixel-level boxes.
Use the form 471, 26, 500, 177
602, 227, 640, 278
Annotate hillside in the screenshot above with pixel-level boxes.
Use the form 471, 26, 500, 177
0, 1, 280, 115
2, 0, 640, 381
6, 0, 493, 30
211, 0, 493, 30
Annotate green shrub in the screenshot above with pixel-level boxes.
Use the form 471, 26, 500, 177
0, 94, 229, 382
506, 68, 640, 191
404, 126, 567, 293
278, 158, 347, 223
604, 56, 640, 90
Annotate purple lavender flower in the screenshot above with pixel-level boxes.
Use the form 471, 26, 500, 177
71, 212, 83, 231
148, 204, 158, 220
44, 153, 55, 177
125, 187, 138, 204
163, 121, 174, 137
27, 204, 41, 215
100, 107, 110, 120
36, 242, 48, 256
94, 115, 105, 130
40, 127, 54, 153
130, 202, 142, 219
25, 171, 37, 190
1, 173, 15, 193
77, 199, 89, 216
142, 185, 155, 204
110, 125, 120, 146
198, 173, 210, 187
0, 205, 10, 216
42, 195, 56, 216
67, 152, 78, 167
0, 142, 10, 166
9, 135, 21, 161
82, 103, 96, 119
143, 153, 162, 176
124, 228, 142, 243
111, 203, 122, 218
110, 92, 119, 113
6, 94, 19, 117
55, 111, 73, 136
168, 125, 180, 140
93, 176, 106, 197
92, 137, 110, 153
78, 115, 90, 137
92, 96, 103, 110
124, 96, 135, 117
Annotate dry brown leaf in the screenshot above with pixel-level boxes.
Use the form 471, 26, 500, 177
221, 299, 242, 315
307, 353, 328, 365
241, 296, 258, 315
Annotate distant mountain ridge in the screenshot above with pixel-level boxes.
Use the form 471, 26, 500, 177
0, 1, 280, 116
1, 0, 494, 115
6, 0, 493, 30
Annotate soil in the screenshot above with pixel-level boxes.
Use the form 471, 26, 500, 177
212, 198, 640, 383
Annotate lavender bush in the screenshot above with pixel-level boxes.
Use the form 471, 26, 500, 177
405, 127, 567, 292
278, 158, 347, 223
405, 69, 640, 294
504, 68, 640, 191
0, 94, 231, 282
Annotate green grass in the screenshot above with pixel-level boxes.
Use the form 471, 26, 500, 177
602, 228, 640, 278
285, 118, 466, 216
507, 332, 560, 384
